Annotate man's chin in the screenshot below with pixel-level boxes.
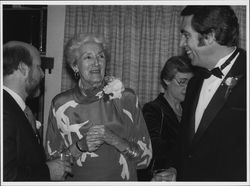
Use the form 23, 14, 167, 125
28, 88, 41, 98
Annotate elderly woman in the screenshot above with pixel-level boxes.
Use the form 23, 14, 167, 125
138, 56, 193, 181
45, 33, 152, 181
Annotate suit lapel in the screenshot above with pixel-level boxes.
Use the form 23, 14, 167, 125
192, 82, 227, 145
3, 90, 41, 143
192, 49, 246, 146
183, 77, 203, 148
188, 79, 203, 147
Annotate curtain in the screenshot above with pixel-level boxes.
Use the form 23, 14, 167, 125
61, 5, 246, 105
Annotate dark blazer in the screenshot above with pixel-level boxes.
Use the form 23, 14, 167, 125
3, 90, 50, 181
178, 48, 246, 181
138, 93, 181, 180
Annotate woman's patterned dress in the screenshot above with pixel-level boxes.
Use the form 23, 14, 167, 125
45, 84, 152, 181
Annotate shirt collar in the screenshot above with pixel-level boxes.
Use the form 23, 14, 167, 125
214, 47, 236, 70
3, 86, 26, 111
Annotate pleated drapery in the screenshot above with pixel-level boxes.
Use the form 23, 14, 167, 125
61, 5, 246, 105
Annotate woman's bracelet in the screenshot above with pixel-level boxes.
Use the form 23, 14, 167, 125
62, 148, 74, 161
76, 140, 86, 152
122, 143, 141, 159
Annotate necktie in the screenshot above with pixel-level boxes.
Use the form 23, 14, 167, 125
24, 106, 41, 144
201, 48, 239, 79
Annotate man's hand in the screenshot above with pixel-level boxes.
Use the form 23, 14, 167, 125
151, 167, 177, 181
46, 158, 72, 180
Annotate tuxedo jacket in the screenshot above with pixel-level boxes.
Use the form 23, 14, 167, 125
3, 90, 50, 181
178, 48, 247, 181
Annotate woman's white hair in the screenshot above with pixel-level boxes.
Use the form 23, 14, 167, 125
64, 32, 107, 67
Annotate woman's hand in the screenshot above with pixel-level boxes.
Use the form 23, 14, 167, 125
76, 125, 113, 153
76, 133, 103, 153
85, 132, 104, 152
87, 125, 128, 152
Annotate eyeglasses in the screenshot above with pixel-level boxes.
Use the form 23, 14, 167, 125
173, 78, 189, 87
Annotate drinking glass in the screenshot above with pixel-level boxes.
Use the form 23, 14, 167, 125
152, 168, 176, 181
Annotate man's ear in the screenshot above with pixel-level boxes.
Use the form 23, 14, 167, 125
204, 31, 216, 45
18, 62, 29, 78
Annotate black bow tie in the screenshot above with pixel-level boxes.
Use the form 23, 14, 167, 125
209, 67, 224, 78
196, 48, 239, 79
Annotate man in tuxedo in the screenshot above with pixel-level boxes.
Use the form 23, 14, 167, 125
178, 6, 246, 181
3, 41, 72, 181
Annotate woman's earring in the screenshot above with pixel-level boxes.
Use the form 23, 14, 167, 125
72, 65, 80, 79
74, 70, 80, 79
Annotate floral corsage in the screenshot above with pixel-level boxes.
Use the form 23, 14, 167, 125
222, 75, 242, 99
36, 120, 42, 130
96, 76, 125, 102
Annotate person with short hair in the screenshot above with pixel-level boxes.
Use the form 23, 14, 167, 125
3, 41, 72, 181
178, 6, 246, 181
45, 33, 152, 181
138, 56, 193, 181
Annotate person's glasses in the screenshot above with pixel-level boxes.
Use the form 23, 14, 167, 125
173, 78, 189, 87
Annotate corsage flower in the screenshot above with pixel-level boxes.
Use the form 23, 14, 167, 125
223, 75, 242, 99
36, 120, 42, 130
96, 76, 125, 101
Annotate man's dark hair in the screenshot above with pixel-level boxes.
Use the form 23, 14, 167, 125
181, 6, 239, 47
3, 45, 33, 76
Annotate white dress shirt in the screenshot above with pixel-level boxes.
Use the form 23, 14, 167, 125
195, 49, 239, 132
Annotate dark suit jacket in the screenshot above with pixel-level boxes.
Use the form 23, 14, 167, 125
138, 93, 181, 180
3, 90, 50, 181
178, 48, 247, 181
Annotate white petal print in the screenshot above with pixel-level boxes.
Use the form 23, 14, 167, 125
123, 109, 133, 123
137, 138, 152, 166
77, 152, 99, 167
47, 141, 57, 156
119, 154, 129, 180
53, 100, 89, 147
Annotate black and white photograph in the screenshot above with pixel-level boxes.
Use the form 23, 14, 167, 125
1, 0, 249, 185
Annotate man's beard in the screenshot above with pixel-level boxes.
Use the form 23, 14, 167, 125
26, 81, 41, 98
26, 73, 42, 98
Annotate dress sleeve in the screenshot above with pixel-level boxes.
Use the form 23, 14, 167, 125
45, 100, 66, 159
118, 89, 152, 169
